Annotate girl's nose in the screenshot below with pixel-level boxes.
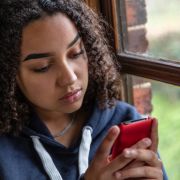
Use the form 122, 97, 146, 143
56, 63, 77, 87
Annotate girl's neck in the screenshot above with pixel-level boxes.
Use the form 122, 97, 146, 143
35, 109, 89, 147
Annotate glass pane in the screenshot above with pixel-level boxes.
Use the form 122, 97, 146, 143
124, 0, 180, 62
132, 75, 180, 180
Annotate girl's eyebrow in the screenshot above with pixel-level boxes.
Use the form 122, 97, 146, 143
23, 53, 53, 61
23, 33, 80, 62
67, 33, 80, 49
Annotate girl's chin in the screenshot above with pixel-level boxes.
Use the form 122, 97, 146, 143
60, 101, 83, 113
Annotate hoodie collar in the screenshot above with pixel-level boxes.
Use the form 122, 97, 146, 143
23, 113, 54, 139
84, 102, 116, 138
24, 102, 116, 140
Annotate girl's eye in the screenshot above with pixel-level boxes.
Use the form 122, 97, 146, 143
33, 65, 51, 73
71, 49, 85, 59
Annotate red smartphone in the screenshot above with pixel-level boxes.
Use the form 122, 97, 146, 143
111, 117, 153, 159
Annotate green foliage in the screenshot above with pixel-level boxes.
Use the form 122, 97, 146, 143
146, 0, 180, 62
152, 86, 180, 180
149, 33, 180, 61
146, 2, 180, 178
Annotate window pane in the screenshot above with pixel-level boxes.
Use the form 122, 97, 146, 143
125, 0, 180, 62
132, 75, 180, 180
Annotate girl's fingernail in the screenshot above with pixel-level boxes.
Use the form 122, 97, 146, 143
110, 126, 119, 135
124, 149, 137, 157
143, 138, 151, 146
124, 149, 130, 157
115, 172, 121, 178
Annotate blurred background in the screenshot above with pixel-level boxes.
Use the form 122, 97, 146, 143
146, 1, 180, 179
130, 0, 180, 179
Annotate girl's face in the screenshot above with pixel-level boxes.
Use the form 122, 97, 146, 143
16, 13, 88, 115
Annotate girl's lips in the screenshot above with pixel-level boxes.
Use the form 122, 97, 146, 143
59, 89, 82, 104
60, 89, 81, 99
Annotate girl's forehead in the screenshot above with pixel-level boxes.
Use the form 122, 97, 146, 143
24, 13, 76, 32
21, 13, 79, 58
22, 13, 77, 45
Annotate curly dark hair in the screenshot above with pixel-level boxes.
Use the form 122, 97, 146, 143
0, 0, 122, 135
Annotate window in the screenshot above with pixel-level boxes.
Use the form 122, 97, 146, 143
86, 0, 180, 179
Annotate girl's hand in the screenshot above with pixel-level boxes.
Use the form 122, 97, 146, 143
118, 118, 163, 179
84, 119, 163, 180
115, 147, 163, 179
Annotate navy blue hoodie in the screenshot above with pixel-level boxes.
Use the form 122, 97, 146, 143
0, 101, 168, 180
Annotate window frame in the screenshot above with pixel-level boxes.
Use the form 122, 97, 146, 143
86, 0, 180, 101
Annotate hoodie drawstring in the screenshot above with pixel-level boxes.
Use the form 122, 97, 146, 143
31, 136, 63, 180
78, 126, 93, 176
30, 126, 93, 180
